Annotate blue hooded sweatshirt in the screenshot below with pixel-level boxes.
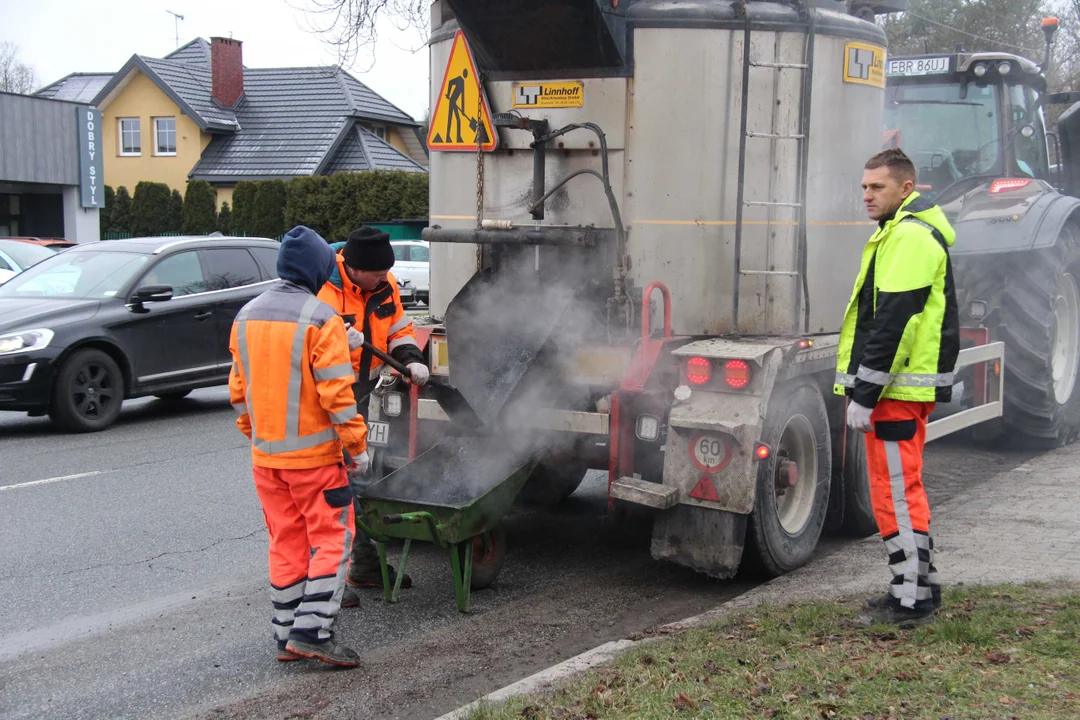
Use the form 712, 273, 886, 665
277, 226, 335, 294
326, 241, 347, 290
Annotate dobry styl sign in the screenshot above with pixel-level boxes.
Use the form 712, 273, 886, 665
76, 106, 105, 208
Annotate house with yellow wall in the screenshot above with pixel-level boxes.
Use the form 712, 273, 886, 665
40, 37, 426, 210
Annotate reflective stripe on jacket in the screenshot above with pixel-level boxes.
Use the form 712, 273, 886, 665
317, 253, 424, 382
834, 192, 960, 407
229, 281, 368, 469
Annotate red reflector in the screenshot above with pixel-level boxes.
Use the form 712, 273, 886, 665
687, 356, 712, 385
723, 359, 752, 389
989, 178, 1033, 194
755, 443, 771, 460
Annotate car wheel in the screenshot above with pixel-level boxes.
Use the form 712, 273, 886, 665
49, 349, 124, 432
154, 390, 191, 402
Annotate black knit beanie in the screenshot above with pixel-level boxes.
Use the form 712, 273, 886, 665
342, 226, 395, 271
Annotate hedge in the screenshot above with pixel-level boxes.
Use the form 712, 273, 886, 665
108, 186, 132, 234
130, 181, 174, 237
182, 180, 217, 235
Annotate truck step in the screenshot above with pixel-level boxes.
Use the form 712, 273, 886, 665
609, 477, 680, 509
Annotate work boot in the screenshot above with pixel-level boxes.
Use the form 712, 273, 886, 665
865, 592, 942, 612
276, 640, 302, 662
855, 602, 935, 629
285, 638, 362, 668
347, 564, 412, 589
341, 586, 360, 608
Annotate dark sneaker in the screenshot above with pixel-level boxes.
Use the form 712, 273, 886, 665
348, 565, 412, 589
285, 639, 361, 668
865, 592, 942, 612
855, 603, 935, 629
276, 640, 302, 662
341, 586, 360, 608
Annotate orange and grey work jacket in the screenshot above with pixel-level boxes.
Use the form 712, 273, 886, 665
317, 253, 425, 385
229, 282, 368, 469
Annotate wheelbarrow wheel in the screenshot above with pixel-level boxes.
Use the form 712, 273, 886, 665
459, 526, 506, 590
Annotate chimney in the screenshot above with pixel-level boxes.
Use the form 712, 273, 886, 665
210, 37, 244, 107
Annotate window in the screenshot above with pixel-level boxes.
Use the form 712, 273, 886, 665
250, 247, 280, 280
411, 245, 429, 262
202, 248, 263, 291
0, 254, 11, 272
139, 251, 206, 296
392, 244, 407, 261
1008, 84, 1049, 180
0, 251, 149, 298
154, 117, 177, 156
373, 125, 386, 140
119, 118, 141, 156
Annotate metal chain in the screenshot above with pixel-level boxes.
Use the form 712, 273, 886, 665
474, 72, 485, 272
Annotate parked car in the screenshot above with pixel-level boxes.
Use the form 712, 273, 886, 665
0, 239, 59, 285
397, 276, 417, 306
391, 241, 429, 305
6, 237, 78, 250
0, 235, 279, 432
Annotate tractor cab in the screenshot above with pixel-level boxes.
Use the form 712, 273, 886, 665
884, 50, 1052, 205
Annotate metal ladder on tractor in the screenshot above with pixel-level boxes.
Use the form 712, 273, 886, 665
732, 0, 817, 334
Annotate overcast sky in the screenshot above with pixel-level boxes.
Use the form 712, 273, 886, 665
2, 0, 431, 120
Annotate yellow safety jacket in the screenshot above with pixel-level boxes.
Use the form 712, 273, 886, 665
834, 192, 960, 407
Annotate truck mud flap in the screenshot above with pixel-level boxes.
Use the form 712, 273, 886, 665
651, 505, 747, 579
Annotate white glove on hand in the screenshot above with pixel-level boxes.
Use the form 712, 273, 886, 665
346, 326, 365, 352
846, 401, 875, 433
346, 450, 370, 479
407, 362, 430, 386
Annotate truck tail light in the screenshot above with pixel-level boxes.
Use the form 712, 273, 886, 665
723, 359, 752, 389
989, 178, 1033, 194
686, 356, 712, 385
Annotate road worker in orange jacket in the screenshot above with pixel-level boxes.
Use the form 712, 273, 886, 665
317, 226, 429, 602
229, 225, 368, 668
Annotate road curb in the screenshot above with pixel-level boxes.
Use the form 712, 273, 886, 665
432, 639, 637, 720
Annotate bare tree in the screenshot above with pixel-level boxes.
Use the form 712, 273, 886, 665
297, 0, 429, 67
0, 42, 37, 94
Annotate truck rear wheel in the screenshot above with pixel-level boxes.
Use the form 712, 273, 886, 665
992, 235, 1080, 447
747, 384, 832, 577
840, 429, 878, 537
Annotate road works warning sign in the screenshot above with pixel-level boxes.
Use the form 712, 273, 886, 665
428, 30, 497, 152
512, 81, 584, 109
844, 42, 886, 89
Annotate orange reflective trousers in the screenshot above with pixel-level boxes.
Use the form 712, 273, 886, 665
253, 464, 355, 645
863, 399, 941, 612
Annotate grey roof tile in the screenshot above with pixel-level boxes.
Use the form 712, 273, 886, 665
35, 73, 114, 103
338, 71, 416, 125
140, 56, 239, 130
356, 126, 426, 172
163, 38, 211, 67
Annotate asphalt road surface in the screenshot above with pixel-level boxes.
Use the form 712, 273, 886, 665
0, 391, 1038, 720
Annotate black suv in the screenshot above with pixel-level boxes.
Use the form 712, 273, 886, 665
0, 235, 280, 432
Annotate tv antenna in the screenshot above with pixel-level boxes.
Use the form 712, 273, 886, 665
166, 10, 185, 49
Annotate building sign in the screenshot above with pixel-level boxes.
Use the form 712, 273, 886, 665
843, 42, 886, 89
76, 106, 105, 208
427, 31, 497, 152
512, 81, 585, 109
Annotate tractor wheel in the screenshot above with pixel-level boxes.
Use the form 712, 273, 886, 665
969, 229, 1080, 448
746, 383, 832, 577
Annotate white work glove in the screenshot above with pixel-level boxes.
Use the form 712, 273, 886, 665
346, 326, 365, 352
346, 450, 370, 478
846, 400, 875, 433
407, 362, 430, 386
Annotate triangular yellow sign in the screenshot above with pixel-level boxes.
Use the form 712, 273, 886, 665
427, 30, 497, 152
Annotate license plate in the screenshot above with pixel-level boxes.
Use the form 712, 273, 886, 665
368, 421, 390, 446
886, 57, 951, 77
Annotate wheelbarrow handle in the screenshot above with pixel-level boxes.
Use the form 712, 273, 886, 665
362, 340, 414, 379
384, 514, 406, 524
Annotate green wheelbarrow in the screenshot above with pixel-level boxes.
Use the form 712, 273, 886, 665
355, 435, 536, 612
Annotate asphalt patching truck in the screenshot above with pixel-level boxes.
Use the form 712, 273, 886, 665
362, 0, 1006, 583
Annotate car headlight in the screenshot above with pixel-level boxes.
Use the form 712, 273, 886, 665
0, 328, 54, 355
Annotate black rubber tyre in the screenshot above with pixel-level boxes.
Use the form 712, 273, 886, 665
517, 462, 587, 506
840, 429, 878, 537
959, 231, 1080, 448
459, 526, 506, 590
747, 383, 832, 577
154, 390, 191, 402
49, 349, 124, 433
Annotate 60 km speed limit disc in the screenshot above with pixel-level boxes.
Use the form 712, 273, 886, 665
690, 433, 732, 474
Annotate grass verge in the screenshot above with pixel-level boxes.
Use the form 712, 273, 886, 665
465, 582, 1080, 720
